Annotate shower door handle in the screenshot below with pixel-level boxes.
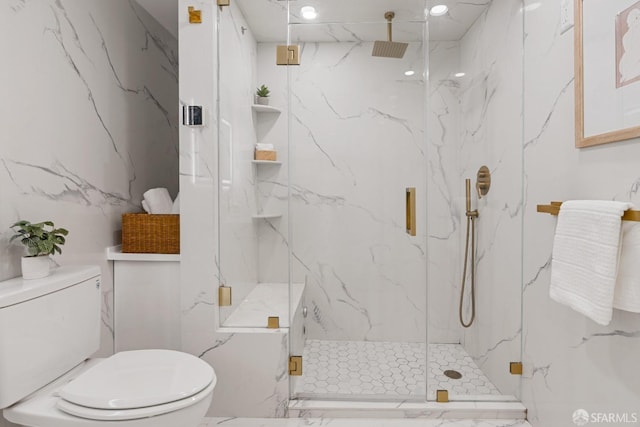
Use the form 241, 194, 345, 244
406, 187, 416, 236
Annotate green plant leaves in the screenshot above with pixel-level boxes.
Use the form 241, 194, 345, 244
9, 220, 69, 257
256, 84, 270, 97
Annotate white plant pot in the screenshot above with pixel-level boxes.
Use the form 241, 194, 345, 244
21, 255, 50, 280
256, 96, 269, 105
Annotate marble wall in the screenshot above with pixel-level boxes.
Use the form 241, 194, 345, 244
425, 0, 640, 419
456, 0, 524, 398
521, 0, 640, 425
0, 0, 178, 367
427, 40, 464, 345
255, 45, 289, 289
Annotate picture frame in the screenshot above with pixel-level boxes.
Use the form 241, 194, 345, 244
575, 0, 640, 148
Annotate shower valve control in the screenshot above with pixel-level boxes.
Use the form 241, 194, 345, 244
182, 105, 204, 126
476, 166, 491, 199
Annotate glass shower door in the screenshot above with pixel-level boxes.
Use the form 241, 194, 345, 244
216, 5, 255, 328
285, 14, 429, 400
426, 0, 524, 402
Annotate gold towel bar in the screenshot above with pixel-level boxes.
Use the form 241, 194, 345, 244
537, 202, 640, 222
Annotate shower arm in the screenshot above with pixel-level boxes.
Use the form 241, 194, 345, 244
385, 11, 394, 42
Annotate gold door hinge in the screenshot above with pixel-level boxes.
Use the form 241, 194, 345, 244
510, 362, 523, 375
289, 356, 302, 376
188, 7, 201, 24
436, 389, 449, 403
217, 0, 230, 6
277, 45, 301, 65
218, 286, 232, 306
267, 316, 280, 329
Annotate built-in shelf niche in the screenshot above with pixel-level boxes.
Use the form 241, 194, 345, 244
251, 103, 282, 222
251, 160, 282, 165
251, 213, 283, 219
251, 104, 281, 114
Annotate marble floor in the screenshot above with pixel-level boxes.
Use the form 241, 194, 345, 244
200, 418, 531, 427
294, 340, 500, 400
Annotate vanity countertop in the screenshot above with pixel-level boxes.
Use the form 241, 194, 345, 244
106, 245, 180, 262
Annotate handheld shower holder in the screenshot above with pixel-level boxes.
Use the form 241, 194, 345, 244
465, 179, 479, 218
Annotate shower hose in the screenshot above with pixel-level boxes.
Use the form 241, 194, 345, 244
459, 214, 476, 328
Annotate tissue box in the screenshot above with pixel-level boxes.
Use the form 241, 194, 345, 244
121, 213, 180, 254
255, 150, 277, 161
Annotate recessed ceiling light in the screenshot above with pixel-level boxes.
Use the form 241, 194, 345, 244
301, 6, 318, 20
430, 5, 449, 17
405, 70, 415, 76
454, 72, 466, 77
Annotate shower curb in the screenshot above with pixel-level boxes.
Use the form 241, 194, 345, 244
287, 399, 527, 419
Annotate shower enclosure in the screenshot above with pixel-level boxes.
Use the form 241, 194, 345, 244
217, 0, 523, 404
285, 11, 428, 400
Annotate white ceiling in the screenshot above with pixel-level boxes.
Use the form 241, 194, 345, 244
133, 0, 491, 42
236, 0, 492, 42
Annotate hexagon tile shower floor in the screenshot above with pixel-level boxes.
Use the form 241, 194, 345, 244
295, 341, 501, 399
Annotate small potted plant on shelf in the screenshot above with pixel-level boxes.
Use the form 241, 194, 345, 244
256, 84, 270, 105
10, 220, 69, 279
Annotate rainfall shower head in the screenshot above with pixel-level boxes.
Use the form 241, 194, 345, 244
372, 11, 408, 59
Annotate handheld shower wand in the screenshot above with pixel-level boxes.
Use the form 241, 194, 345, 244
459, 179, 478, 328
465, 179, 478, 218
459, 167, 491, 328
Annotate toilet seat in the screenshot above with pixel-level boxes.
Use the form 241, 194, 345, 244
56, 379, 215, 421
56, 350, 215, 421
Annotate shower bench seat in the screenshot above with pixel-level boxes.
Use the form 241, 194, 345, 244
222, 282, 305, 328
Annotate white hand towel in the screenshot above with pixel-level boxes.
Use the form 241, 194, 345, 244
143, 188, 173, 214
550, 200, 631, 325
613, 221, 640, 313
141, 200, 151, 214
171, 192, 180, 215
256, 143, 274, 151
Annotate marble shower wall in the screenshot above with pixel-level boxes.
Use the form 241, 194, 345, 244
255, 45, 289, 289
522, 0, 640, 425
456, 0, 524, 397
0, 0, 178, 358
427, 40, 464, 345
258, 41, 428, 344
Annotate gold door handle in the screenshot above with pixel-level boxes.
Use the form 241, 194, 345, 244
406, 187, 416, 236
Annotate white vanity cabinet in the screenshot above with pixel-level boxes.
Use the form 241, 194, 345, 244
106, 246, 180, 352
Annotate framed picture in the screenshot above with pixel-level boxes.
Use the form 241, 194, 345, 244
575, 0, 640, 147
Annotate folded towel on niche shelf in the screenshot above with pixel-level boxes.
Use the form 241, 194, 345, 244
613, 221, 640, 313
255, 143, 274, 151
550, 200, 632, 325
142, 188, 173, 214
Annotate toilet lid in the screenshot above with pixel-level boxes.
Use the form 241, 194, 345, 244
58, 350, 214, 410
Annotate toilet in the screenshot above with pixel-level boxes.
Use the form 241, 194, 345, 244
0, 265, 215, 427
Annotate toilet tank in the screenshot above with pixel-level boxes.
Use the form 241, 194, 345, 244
0, 265, 101, 408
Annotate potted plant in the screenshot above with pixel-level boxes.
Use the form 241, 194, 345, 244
256, 84, 270, 105
10, 220, 69, 279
